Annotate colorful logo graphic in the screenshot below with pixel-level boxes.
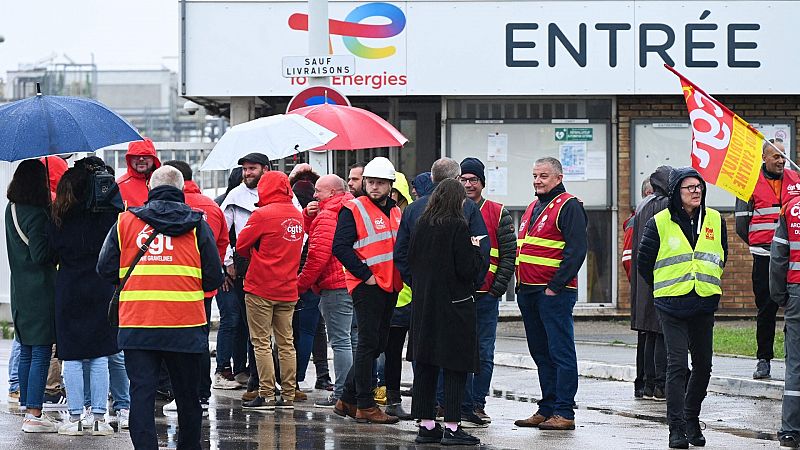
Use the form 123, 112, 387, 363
288, 2, 406, 60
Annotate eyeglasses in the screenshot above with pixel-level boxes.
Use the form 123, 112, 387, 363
459, 176, 480, 186
680, 184, 704, 193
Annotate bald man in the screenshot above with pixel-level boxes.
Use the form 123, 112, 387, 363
298, 175, 358, 406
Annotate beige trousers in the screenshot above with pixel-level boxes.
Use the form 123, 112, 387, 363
245, 294, 297, 401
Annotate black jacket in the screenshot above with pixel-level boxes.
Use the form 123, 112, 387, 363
332, 196, 398, 283
97, 185, 225, 353
477, 198, 516, 296
637, 167, 728, 318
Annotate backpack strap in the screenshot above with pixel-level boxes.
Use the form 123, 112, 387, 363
11, 203, 29, 246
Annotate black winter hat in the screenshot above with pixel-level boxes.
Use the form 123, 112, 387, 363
460, 157, 486, 186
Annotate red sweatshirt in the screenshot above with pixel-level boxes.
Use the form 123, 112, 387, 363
237, 172, 304, 302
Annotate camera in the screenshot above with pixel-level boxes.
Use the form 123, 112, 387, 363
183, 100, 200, 115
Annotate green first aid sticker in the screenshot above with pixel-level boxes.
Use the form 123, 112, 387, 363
555, 128, 593, 141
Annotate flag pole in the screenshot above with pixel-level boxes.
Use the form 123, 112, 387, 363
765, 139, 800, 172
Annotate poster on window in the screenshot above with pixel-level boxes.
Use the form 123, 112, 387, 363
559, 142, 587, 181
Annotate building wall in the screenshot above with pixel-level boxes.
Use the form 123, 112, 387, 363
617, 95, 800, 315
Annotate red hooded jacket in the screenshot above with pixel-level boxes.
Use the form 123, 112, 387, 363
237, 172, 304, 302
298, 191, 353, 293
184, 180, 229, 262
117, 139, 161, 208
41, 156, 68, 199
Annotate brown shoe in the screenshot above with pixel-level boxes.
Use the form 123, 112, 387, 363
334, 399, 357, 419
355, 406, 399, 424
294, 389, 307, 402
241, 390, 258, 402
514, 413, 548, 428
537, 415, 575, 430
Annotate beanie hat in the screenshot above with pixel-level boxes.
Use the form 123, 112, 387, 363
460, 157, 486, 186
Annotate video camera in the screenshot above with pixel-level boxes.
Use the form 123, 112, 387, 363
74, 156, 124, 213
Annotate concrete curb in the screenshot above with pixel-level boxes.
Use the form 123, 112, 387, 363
494, 351, 785, 400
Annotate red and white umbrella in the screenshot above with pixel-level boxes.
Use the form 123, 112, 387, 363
288, 103, 407, 150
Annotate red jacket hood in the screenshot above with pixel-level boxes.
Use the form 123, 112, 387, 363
320, 191, 355, 213
124, 138, 162, 180
184, 180, 202, 195
256, 172, 293, 207
41, 156, 68, 197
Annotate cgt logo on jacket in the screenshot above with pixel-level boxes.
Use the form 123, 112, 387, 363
283, 219, 304, 242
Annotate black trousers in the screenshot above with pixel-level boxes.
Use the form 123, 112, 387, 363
384, 326, 409, 393
125, 349, 203, 450
412, 362, 466, 423
754, 254, 780, 360
657, 309, 714, 427
200, 297, 212, 399
312, 317, 330, 380
340, 283, 397, 409
634, 331, 666, 391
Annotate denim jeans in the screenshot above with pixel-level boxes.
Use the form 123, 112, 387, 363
64, 358, 109, 416
8, 337, 20, 393
294, 290, 321, 383
19, 344, 52, 409
108, 351, 131, 411
319, 288, 358, 399
214, 287, 239, 373
517, 289, 578, 420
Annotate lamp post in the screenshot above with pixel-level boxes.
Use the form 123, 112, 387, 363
307, 0, 332, 174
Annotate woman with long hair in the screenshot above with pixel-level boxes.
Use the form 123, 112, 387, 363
48, 157, 122, 436
408, 178, 484, 446
6, 159, 58, 433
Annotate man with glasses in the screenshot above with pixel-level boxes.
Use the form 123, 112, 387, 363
118, 138, 161, 208
735, 137, 800, 379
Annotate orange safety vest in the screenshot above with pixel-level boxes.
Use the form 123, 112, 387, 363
117, 212, 206, 328
748, 169, 800, 247
342, 197, 403, 294
516, 192, 579, 290
478, 199, 503, 293
784, 196, 800, 284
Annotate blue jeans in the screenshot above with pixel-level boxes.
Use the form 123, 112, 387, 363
8, 337, 20, 393
517, 289, 578, 420
108, 351, 131, 411
319, 288, 358, 399
18, 344, 51, 409
294, 290, 321, 383
64, 358, 109, 416
214, 287, 239, 373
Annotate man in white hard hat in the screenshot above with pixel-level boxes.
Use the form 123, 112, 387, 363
332, 157, 404, 424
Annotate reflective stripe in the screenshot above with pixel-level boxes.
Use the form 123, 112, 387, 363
653, 273, 694, 292
489, 264, 497, 273
695, 273, 722, 286
734, 211, 752, 217
120, 265, 202, 278
122, 322, 207, 329
621, 255, 631, 262
353, 231, 394, 249
119, 290, 205, 302
754, 207, 781, 216
789, 241, 800, 250
622, 250, 632, 256
517, 254, 562, 268
362, 252, 393, 266
351, 199, 377, 236
789, 262, 800, 270
490, 248, 499, 258
785, 390, 800, 397
654, 253, 693, 270
774, 236, 789, 246
694, 251, 724, 268
522, 236, 566, 249
749, 222, 778, 232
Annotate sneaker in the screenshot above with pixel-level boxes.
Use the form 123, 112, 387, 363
163, 400, 178, 412
297, 380, 312, 391
117, 409, 130, 430
373, 386, 387, 406
441, 426, 480, 446
42, 392, 68, 410
634, 387, 644, 399
315, 377, 334, 391
415, 423, 444, 444
473, 408, 491, 423
275, 398, 294, 410
652, 386, 666, 401
7, 390, 19, 404
242, 390, 258, 402
242, 396, 275, 411
642, 385, 654, 400
91, 419, 114, 436
81, 406, 93, 428
315, 393, 338, 408
214, 373, 241, 390
780, 434, 799, 448
22, 413, 58, 433
460, 411, 489, 428
58, 418, 85, 436
234, 372, 250, 386
754, 359, 771, 380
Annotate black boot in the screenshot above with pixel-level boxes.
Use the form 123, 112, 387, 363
686, 418, 706, 446
385, 390, 412, 420
669, 423, 689, 449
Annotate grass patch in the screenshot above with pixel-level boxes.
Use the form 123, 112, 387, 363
713, 325, 784, 359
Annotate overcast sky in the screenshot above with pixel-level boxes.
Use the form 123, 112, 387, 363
0, 0, 178, 79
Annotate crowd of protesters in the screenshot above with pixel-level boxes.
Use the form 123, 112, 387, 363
4, 136, 601, 447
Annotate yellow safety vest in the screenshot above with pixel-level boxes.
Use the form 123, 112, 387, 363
653, 208, 724, 298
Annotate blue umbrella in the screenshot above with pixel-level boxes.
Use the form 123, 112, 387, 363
0, 84, 143, 161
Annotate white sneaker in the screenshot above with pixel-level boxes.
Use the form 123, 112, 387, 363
296, 380, 312, 391
213, 373, 241, 390
22, 413, 58, 433
91, 419, 114, 436
58, 418, 85, 436
81, 406, 93, 428
117, 408, 130, 429
163, 400, 178, 413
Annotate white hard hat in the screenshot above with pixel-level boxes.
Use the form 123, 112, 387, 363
362, 157, 396, 181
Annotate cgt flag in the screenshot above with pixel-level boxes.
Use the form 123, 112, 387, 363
665, 64, 762, 201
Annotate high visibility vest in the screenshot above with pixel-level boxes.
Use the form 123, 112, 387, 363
342, 197, 403, 294
397, 283, 412, 308
747, 169, 800, 246
783, 196, 800, 284
652, 208, 724, 298
117, 212, 206, 328
515, 192, 578, 289
478, 199, 503, 293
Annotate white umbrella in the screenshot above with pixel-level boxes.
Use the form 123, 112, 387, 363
200, 114, 336, 170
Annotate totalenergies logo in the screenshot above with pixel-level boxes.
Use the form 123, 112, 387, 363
288, 2, 406, 60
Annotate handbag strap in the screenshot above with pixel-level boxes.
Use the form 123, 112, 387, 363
10, 203, 29, 246
119, 231, 160, 290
